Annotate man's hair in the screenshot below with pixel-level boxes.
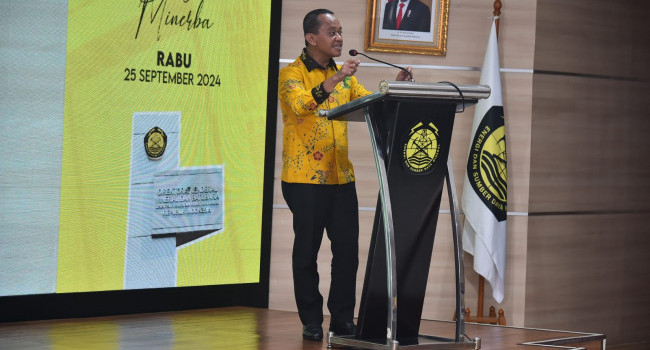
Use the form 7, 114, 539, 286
303, 9, 334, 47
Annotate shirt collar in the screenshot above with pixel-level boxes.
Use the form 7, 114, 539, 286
300, 48, 338, 72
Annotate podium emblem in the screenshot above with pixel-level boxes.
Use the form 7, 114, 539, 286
402, 122, 440, 174
144, 126, 167, 160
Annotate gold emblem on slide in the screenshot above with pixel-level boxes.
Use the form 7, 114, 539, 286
144, 126, 167, 160
403, 122, 440, 174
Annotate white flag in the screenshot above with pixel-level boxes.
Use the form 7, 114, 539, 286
461, 19, 507, 303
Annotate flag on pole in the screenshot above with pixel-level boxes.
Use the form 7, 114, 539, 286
461, 18, 507, 303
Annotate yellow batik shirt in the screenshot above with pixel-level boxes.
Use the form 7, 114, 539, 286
278, 49, 372, 185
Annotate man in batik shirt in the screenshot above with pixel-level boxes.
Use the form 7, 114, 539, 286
278, 8, 412, 341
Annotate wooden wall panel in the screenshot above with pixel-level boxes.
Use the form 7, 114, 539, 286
534, 0, 650, 79
525, 214, 650, 344
526, 1, 650, 347
529, 75, 650, 212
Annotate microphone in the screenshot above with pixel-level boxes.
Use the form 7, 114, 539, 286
349, 49, 414, 82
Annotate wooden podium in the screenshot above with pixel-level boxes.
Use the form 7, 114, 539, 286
319, 81, 490, 350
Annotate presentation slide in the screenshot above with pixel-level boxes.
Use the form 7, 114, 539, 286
0, 0, 274, 296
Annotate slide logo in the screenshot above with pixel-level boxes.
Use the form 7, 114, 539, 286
144, 126, 167, 160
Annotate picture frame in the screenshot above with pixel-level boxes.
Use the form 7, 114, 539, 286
365, 0, 450, 55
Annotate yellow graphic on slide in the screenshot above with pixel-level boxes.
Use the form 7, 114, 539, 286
58, 0, 271, 293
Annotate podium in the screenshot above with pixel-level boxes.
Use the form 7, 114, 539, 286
318, 81, 490, 350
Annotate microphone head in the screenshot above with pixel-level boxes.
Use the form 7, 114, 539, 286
349, 49, 358, 56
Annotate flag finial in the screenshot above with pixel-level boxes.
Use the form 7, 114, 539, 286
493, 0, 502, 39
493, 0, 502, 17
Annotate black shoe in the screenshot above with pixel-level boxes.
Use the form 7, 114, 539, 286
302, 324, 323, 341
329, 322, 357, 336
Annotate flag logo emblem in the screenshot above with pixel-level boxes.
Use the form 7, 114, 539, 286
402, 121, 440, 174
467, 106, 507, 221
144, 126, 167, 160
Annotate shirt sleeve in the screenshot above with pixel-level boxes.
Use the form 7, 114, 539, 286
349, 76, 374, 100
278, 65, 326, 116
311, 83, 330, 105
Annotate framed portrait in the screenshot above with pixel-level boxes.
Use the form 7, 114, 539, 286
365, 0, 450, 55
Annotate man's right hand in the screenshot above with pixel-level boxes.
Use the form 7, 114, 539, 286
339, 59, 361, 77
323, 59, 361, 93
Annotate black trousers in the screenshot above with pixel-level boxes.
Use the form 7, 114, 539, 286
281, 181, 359, 326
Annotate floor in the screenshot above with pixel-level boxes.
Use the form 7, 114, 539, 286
0, 307, 606, 349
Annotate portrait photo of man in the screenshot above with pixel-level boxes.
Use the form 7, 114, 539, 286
382, 0, 432, 32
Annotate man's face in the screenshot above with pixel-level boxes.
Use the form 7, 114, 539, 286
308, 13, 343, 58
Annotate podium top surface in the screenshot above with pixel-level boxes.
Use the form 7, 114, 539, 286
318, 80, 491, 121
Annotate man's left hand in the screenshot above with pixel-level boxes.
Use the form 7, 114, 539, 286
396, 66, 413, 81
